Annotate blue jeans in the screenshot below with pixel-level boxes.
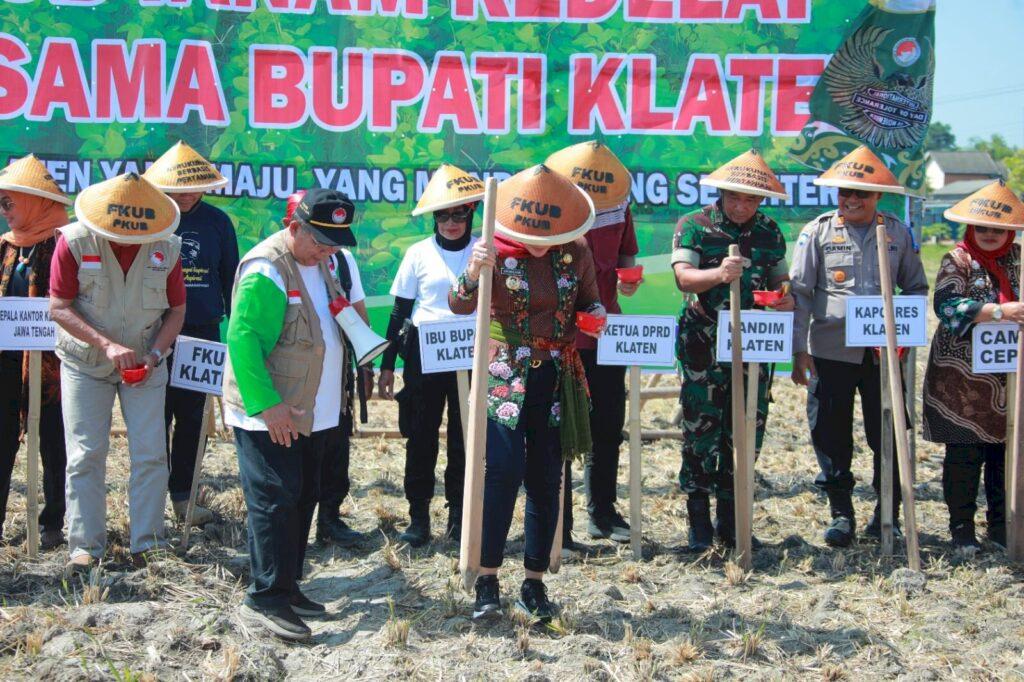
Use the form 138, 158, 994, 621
235, 426, 335, 608
480, 362, 563, 573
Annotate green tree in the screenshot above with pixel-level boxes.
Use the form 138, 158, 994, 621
924, 121, 957, 151
1004, 148, 1024, 194
969, 134, 1017, 162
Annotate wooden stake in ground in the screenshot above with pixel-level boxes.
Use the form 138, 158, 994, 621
180, 393, 213, 551
1009, 250, 1024, 562
459, 177, 497, 591
1006, 370, 1016, 557
548, 468, 566, 573
24, 350, 41, 559
455, 370, 470, 444
742, 359, 759, 565
628, 365, 643, 560
728, 244, 752, 570
875, 223, 921, 571
879, 352, 895, 556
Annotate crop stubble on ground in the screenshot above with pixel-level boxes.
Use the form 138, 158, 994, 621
1, 349, 1023, 680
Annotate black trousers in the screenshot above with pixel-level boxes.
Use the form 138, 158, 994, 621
235, 425, 332, 608
0, 352, 66, 536
943, 443, 1005, 534
563, 349, 627, 532
480, 363, 562, 572
165, 322, 222, 503
809, 352, 902, 518
317, 410, 352, 522
396, 331, 465, 509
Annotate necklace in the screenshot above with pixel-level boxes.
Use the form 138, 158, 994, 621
15, 245, 35, 275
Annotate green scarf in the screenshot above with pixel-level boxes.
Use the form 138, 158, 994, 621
489, 321, 592, 460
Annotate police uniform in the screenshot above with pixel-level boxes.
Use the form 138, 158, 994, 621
672, 202, 787, 540
789, 209, 928, 525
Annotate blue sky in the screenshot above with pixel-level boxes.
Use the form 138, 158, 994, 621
932, 0, 1024, 148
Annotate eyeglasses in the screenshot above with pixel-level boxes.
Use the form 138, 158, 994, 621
0, 198, 14, 212
434, 207, 472, 223
837, 188, 874, 199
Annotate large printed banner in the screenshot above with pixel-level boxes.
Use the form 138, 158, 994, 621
0, 0, 868, 315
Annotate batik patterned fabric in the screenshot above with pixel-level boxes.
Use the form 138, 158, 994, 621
923, 244, 1021, 444
671, 202, 787, 495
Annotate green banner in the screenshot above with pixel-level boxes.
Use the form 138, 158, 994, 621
790, 0, 935, 194
0, 0, 873, 323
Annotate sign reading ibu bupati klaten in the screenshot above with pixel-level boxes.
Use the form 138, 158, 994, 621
419, 318, 476, 374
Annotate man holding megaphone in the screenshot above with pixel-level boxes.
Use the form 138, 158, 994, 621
223, 188, 385, 641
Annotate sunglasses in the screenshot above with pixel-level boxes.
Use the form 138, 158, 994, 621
0, 197, 14, 212
837, 188, 874, 199
434, 207, 472, 223
973, 225, 1006, 235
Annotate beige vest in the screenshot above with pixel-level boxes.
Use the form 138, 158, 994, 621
222, 231, 345, 436
55, 222, 181, 378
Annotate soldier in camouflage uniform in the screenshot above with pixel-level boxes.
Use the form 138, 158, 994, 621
671, 150, 793, 552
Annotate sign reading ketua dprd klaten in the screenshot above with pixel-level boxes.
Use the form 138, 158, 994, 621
597, 315, 676, 367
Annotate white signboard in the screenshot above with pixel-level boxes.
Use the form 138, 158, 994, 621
597, 315, 677, 367
972, 322, 1020, 374
418, 318, 475, 374
0, 297, 56, 351
170, 336, 227, 395
845, 295, 928, 348
715, 310, 794, 363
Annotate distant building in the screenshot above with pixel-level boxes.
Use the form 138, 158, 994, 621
922, 151, 1007, 228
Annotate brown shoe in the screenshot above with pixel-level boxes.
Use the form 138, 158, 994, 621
64, 554, 94, 579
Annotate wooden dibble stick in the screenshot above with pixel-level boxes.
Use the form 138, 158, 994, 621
24, 350, 41, 559
456, 370, 470, 444
459, 177, 497, 591
179, 393, 213, 552
879, 353, 895, 557
1009, 250, 1024, 562
628, 365, 643, 560
875, 224, 921, 571
548, 469, 566, 573
728, 244, 753, 571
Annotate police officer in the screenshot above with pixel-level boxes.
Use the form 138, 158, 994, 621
789, 146, 928, 548
672, 150, 793, 552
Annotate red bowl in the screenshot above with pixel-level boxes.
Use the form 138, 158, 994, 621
753, 290, 782, 307
616, 265, 644, 284
120, 365, 148, 384
576, 311, 605, 334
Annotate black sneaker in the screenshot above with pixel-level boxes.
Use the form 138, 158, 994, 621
290, 591, 326, 617
473, 575, 502, 619
588, 511, 631, 543
987, 524, 1006, 549
241, 603, 311, 641
515, 579, 557, 624
316, 517, 364, 547
824, 516, 854, 548
399, 514, 431, 548
951, 522, 981, 554
864, 514, 903, 541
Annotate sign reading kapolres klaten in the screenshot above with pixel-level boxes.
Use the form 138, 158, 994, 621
0, 1, 863, 302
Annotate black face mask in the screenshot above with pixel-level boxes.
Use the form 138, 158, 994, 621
434, 212, 474, 251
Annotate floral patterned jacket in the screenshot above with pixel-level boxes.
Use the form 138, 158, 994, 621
449, 237, 600, 430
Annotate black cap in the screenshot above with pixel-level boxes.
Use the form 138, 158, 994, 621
293, 188, 357, 247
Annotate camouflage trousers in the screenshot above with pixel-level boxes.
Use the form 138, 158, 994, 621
678, 327, 771, 499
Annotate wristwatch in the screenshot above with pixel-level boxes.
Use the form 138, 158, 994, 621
149, 348, 165, 366
993, 305, 1004, 321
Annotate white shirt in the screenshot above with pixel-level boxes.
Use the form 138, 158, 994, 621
390, 236, 477, 327
225, 249, 364, 433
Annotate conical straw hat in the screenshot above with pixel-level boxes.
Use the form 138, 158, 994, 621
944, 180, 1024, 231
412, 163, 485, 216
75, 173, 180, 244
143, 141, 228, 193
495, 165, 595, 246
701, 149, 788, 200
813, 145, 904, 194
0, 154, 71, 205
545, 141, 631, 210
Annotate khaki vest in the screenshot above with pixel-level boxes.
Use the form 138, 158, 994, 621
222, 231, 345, 436
55, 222, 181, 379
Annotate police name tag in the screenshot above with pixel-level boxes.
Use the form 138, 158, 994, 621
0, 297, 56, 351
597, 315, 676, 367
972, 322, 1019, 374
845, 296, 928, 347
170, 336, 227, 396
418, 318, 475, 374
715, 310, 793, 363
